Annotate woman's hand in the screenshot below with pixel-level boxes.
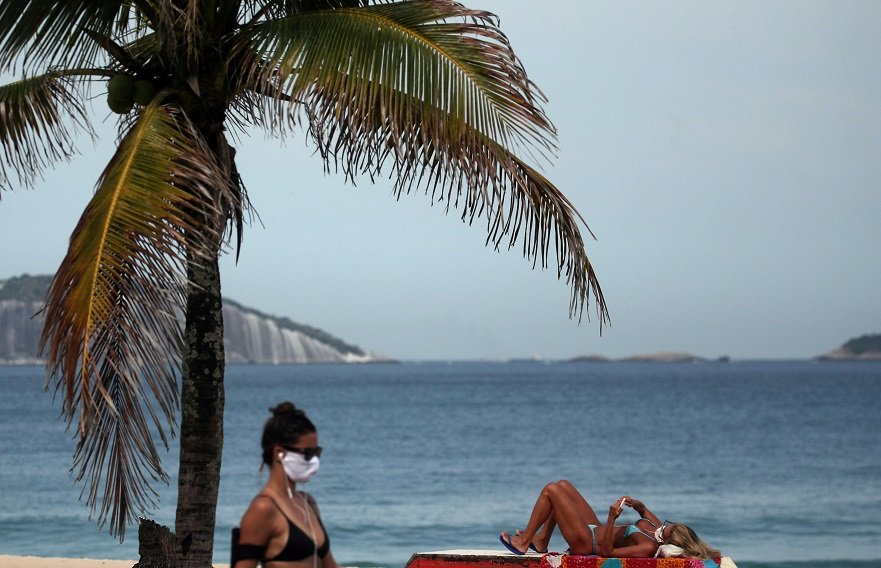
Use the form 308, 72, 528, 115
608, 496, 626, 519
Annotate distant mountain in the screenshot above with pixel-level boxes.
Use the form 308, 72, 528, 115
0, 274, 387, 365
222, 298, 381, 364
817, 333, 881, 361
0, 274, 50, 302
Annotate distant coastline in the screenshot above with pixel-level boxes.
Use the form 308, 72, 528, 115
566, 333, 881, 364
567, 352, 722, 363
815, 333, 881, 361
816, 350, 881, 361
3, 274, 879, 365
0, 274, 390, 365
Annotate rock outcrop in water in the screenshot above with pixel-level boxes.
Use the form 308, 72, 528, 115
817, 333, 881, 361
567, 352, 709, 363
620, 352, 706, 363
0, 274, 384, 364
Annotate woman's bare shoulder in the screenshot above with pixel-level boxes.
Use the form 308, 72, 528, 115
238, 494, 283, 546
243, 494, 279, 520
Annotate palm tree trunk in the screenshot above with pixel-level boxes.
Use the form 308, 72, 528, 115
174, 253, 225, 568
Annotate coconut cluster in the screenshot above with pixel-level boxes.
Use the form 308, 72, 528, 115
107, 74, 158, 114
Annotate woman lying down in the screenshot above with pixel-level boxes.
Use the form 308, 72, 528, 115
500, 480, 720, 559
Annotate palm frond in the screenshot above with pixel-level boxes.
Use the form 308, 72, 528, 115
307, 90, 607, 322
152, 0, 203, 74
40, 101, 234, 539
0, 1, 135, 73
238, 0, 605, 322
242, 0, 368, 23
0, 72, 95, 190
240, 0, 555, 157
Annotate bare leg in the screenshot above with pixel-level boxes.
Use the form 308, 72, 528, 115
527, 518, 556, 553
505, 481, 597, 555
557, 480, 601, 525
528, 480, 602, 552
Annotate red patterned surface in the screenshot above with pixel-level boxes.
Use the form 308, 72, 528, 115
541, 556, 721, 568
403, 552, 724, 568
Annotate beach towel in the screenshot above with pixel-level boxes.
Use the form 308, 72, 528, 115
540, 554, 737, 568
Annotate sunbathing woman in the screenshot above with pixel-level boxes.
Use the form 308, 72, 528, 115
499, 480, 719, 559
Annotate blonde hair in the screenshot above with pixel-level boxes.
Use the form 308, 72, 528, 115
667, 524, 720, 559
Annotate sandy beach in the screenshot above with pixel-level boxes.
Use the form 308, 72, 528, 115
0, 557, 229, 568
0, 558, 136, 568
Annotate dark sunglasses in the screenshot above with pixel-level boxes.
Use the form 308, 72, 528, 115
283, 445, 323, 461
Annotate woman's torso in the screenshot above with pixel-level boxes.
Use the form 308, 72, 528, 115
591, 518, 658, 549
260, 492, 328, 567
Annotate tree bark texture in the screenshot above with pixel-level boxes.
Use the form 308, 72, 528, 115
135, 518, 178, 568
174, 253, 225, 568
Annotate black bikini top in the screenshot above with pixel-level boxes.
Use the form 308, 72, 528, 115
231, 494, 329, 566
264, 495, 330, 562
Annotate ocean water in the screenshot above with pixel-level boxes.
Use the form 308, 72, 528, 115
0, 361, 879, 568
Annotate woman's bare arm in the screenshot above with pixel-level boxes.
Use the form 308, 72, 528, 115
627, 497, 661, 525
321, 550, 340, 568
600, 496, 661, 558
598, 500, 622, 556
607, 541, 660, 558
235, 498, 279, 568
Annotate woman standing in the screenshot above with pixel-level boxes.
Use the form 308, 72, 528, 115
233, 402, 338, 568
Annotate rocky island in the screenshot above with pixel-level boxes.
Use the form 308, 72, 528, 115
817, 333, 881, 361
568, 352, 727, 363
620, 352, 707, 363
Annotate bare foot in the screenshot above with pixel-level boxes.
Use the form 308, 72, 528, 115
516, 529, 549, 553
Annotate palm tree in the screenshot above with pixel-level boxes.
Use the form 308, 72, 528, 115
0, 1, 609, 565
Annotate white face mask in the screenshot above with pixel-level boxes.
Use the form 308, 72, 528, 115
654, 527, 665, 543
281, 452, 320, 483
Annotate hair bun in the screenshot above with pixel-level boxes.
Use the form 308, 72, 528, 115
261, 401, 316, 466
270, 401, 301, 417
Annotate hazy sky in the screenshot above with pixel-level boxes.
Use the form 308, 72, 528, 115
2, 1, 879, 361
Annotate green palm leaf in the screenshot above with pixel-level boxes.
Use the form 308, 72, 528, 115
0, 0, 134, 73
313, 92, 606, 320
242, 0, 555, 154
0, 72, 94, 190
40, 101, 233, 538
484, 150, 606, 321
360, 110, 607, 322
239, 1, 606, 322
